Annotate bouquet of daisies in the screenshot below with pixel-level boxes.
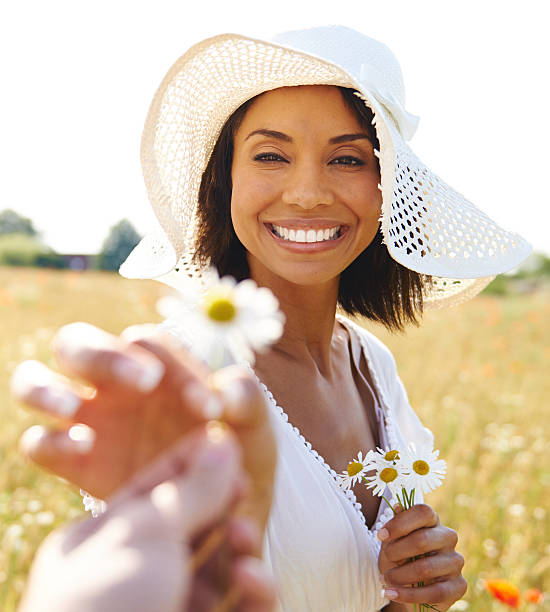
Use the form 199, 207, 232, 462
338, 444, 446, 511
338, 444, 447, 612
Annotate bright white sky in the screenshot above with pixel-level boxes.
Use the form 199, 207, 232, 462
1, 0, 548, 255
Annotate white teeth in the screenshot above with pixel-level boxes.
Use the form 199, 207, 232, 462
272, 224, 341, 243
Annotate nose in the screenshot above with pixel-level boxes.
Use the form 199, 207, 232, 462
281, 160, 334, 209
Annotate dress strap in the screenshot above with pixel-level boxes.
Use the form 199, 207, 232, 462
340, 319, 390, 452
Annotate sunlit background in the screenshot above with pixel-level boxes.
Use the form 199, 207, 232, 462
1, 2, 549, 610
1, 0, 548, 254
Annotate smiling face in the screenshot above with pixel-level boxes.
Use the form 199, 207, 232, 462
230, 85, 382, 289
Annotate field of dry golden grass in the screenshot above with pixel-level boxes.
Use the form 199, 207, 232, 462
1, 266, 548, 610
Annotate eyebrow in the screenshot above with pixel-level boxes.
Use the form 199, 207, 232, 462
245, 129, 292, 142
244, 129, 372, 145
328, 133, 372, 145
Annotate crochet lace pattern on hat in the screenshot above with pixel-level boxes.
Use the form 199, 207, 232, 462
388, 131, 523, 275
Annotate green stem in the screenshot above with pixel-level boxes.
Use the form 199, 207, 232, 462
382, 495, 396, 513
401, 487, 411, 509
396, 491, 404, 509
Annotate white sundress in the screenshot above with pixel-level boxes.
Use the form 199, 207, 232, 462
256, 315, 434, 611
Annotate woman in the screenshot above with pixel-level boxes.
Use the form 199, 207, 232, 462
13, 26, 530, 610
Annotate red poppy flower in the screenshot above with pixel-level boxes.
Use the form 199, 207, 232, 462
485, 580, 520, 608
524, 588, 544, 604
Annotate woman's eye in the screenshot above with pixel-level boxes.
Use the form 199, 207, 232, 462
254, 152, 287, 162
330, 156, 365, 166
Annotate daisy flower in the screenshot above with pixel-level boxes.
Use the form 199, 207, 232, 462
397, 442, 447, 496
364, 460, 404, 498
337, 451, 373, 490
157, 269, 285, 367
367, 447, 401, 470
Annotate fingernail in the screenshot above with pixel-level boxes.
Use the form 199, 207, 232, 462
66, 424, 96, 454
378, 528, 389, 541
111, 357, 165, 393
10, 361, 42, 397
120, 324, 160, 343
40, 386, 81, 417
210, 369, 254, 422
221, 378, 253, 422
205, 420, 230, 443
11, 361, 81, 417
199, 424, 233, 467
203, 396, 223, 419
20, 425, 48, 454
182, 383, 223, 420
53, 322, 105, 360
151, 481, 179, 511
382, 588, 398, 600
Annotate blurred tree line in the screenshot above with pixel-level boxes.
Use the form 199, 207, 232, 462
0, 210, 141, 272
483, 252, 550, 295
1, 208, 549, 292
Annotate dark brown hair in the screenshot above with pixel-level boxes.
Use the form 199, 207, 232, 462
194, 87, 429, 331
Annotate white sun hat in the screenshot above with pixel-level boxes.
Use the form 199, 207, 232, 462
120, 25, 531, 307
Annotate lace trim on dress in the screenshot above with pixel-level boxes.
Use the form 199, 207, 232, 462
248, 315, 400, 543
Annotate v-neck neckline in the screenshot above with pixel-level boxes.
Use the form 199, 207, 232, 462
248, 315, 399, 540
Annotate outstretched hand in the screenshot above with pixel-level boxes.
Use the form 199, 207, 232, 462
19, 424, 277, 612
12, 321, 277, 538
378, 504, 467, 611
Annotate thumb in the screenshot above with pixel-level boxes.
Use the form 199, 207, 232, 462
115, 424, 244, 541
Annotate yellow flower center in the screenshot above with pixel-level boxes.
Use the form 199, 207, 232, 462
346, 461, 364, 477
380, 467, 398, 483
204, 293, 236, 322
413, 460, 430, 476
384, 450, 400, 461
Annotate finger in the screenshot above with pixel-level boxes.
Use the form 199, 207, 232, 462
383, 575, 468, 605
185, 574, 221, 612
121, 325, 221, 421
211, 366, 268, 428
384, 525, 458, 564
19, 424, 96, 486
378, 503, 439, 543
226, 517, 262, 558
233, 557, 277, 612
11, 360, 88, 420
128, 424, 243, 541
108, 422, 244, 511
52, 322, 165, 393
211, 367, 276, 532
383, 551, 465, 588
